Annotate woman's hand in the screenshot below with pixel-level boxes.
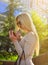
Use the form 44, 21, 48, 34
9, 30, 22, 42
9, 30, 17, 42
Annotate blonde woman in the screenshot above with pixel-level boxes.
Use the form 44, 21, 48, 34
9, 12, 39, 65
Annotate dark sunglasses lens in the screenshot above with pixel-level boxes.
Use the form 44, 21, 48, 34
17, 21, 21, 25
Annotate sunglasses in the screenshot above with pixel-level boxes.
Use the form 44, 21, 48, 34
17, 21, 22, 25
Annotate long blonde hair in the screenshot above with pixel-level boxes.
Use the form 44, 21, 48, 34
16, 12, 39, 56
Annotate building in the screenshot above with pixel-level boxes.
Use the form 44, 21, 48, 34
21, 0, 48, 23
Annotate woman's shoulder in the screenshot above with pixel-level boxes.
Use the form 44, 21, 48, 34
19, 32, 37, 43
24, 32, 36, 38
22, 32, 37, 42
27, 32, 35, 36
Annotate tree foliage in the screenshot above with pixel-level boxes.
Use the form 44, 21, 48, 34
31, 10, 48, 53
0, 0, 22, 61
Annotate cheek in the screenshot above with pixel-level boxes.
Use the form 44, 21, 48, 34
21, 25, 27, 30
21, 25, 25, 29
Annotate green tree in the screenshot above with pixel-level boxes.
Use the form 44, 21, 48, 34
31, 10, 48, 54
0, 0, 22, 61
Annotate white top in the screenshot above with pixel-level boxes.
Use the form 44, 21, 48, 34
14, 32, 37, 59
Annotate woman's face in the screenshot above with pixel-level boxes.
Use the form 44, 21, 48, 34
16, 18, 24, 29
16, 17, 30, 32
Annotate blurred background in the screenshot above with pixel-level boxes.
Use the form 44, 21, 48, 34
0, 0, 48, 61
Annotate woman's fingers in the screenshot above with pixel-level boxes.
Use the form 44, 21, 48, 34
9, 30, 14, 37
9, 31, 11, 38
9, 30, 17, 42
9, 30, 13, 35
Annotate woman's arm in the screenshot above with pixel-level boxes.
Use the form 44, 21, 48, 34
9, 30, 23, 57
13, 40, 23, 57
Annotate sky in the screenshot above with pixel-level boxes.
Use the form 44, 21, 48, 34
0, 1, 8, 13
0, 1, 21, 16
